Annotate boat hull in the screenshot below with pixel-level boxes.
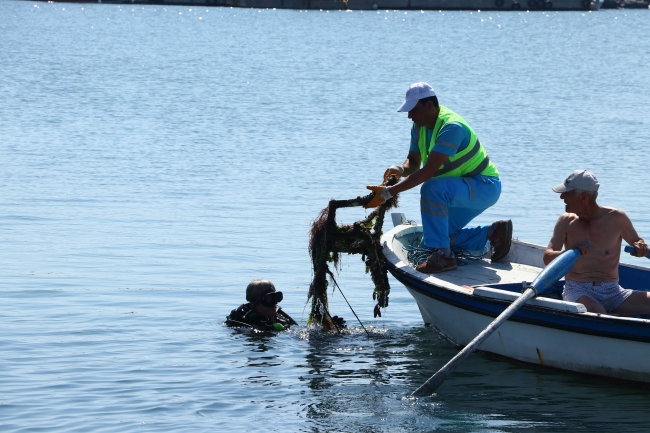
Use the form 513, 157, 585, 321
406, 286, 650, 382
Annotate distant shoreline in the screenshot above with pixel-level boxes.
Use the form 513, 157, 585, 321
37, 0, 647, 12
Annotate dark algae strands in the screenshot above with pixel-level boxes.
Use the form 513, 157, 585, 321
308, 176, 400, 331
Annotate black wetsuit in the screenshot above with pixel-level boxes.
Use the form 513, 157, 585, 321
225, 303, 297, 331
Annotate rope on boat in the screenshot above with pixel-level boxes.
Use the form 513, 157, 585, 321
403, 245, 437, 267
453, 247, 489, 265
403, 245, 488, 267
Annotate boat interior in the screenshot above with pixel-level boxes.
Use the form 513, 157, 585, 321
387, 222, 649, 298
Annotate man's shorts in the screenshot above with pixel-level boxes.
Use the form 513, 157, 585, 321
562, 280, 634, 313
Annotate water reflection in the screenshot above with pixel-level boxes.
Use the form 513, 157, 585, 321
297, 325, 650, 432
230, 331, 285, 387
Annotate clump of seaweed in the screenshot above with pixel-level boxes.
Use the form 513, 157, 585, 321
307, 177, 400, 331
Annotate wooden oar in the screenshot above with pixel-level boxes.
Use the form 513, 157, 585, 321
411, 245, 584, 397
624, 245, 650, 259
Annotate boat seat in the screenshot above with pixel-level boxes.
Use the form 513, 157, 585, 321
476, 281, 565, 300
472, 286, 587, 313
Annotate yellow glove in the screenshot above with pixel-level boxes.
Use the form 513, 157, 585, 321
364, 186, 392, 209
383, 165, 404, 183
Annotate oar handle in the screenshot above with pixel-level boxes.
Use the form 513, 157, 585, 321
624, 245, 650, 259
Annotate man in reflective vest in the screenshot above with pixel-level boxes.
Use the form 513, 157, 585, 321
366, 82, 512, 273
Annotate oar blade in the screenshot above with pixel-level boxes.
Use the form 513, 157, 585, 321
411, 370, 447, 397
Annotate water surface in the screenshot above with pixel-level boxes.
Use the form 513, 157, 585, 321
1, 2, 650, 431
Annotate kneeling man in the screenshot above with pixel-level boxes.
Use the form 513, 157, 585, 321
543, 170, 649, 315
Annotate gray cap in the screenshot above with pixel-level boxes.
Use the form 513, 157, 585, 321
552, 169, 599, 193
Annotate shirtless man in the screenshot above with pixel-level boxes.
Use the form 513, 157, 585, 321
543, 169, 650, 315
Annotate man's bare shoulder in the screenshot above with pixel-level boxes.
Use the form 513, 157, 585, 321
556, 212, 579, 225
599, 206, 628, 222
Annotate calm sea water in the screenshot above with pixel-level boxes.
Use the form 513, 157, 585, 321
2, 1, 650, 431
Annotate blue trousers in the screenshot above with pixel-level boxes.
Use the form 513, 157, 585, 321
420, 175, 501, 253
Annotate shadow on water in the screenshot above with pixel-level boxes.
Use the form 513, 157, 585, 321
295, 325, 650, 432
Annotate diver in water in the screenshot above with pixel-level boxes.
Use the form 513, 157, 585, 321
226, 279, 297, 331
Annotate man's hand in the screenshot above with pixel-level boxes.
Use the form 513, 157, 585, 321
364, 186, 392, 209
383, 165, 404, 183
632, 239, 649, 258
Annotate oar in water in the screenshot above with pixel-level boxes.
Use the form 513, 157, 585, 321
624, 245, 650, 259
411, 244, 585, 397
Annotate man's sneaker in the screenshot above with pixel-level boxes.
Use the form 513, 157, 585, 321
416, 250, 458, 274
489, 219, 513, 263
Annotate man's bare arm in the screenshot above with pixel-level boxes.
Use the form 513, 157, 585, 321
543, 214, 570, 265
618, 210, 649, 258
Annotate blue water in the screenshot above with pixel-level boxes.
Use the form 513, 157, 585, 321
2, 1, 650, 431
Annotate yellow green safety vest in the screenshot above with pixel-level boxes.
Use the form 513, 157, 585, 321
416, 106, 499, 178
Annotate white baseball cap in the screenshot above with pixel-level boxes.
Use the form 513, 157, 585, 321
552, 169, 600, 193
397, 82, 436, 112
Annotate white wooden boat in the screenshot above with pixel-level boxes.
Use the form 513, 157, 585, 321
381, 219, 650, 383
